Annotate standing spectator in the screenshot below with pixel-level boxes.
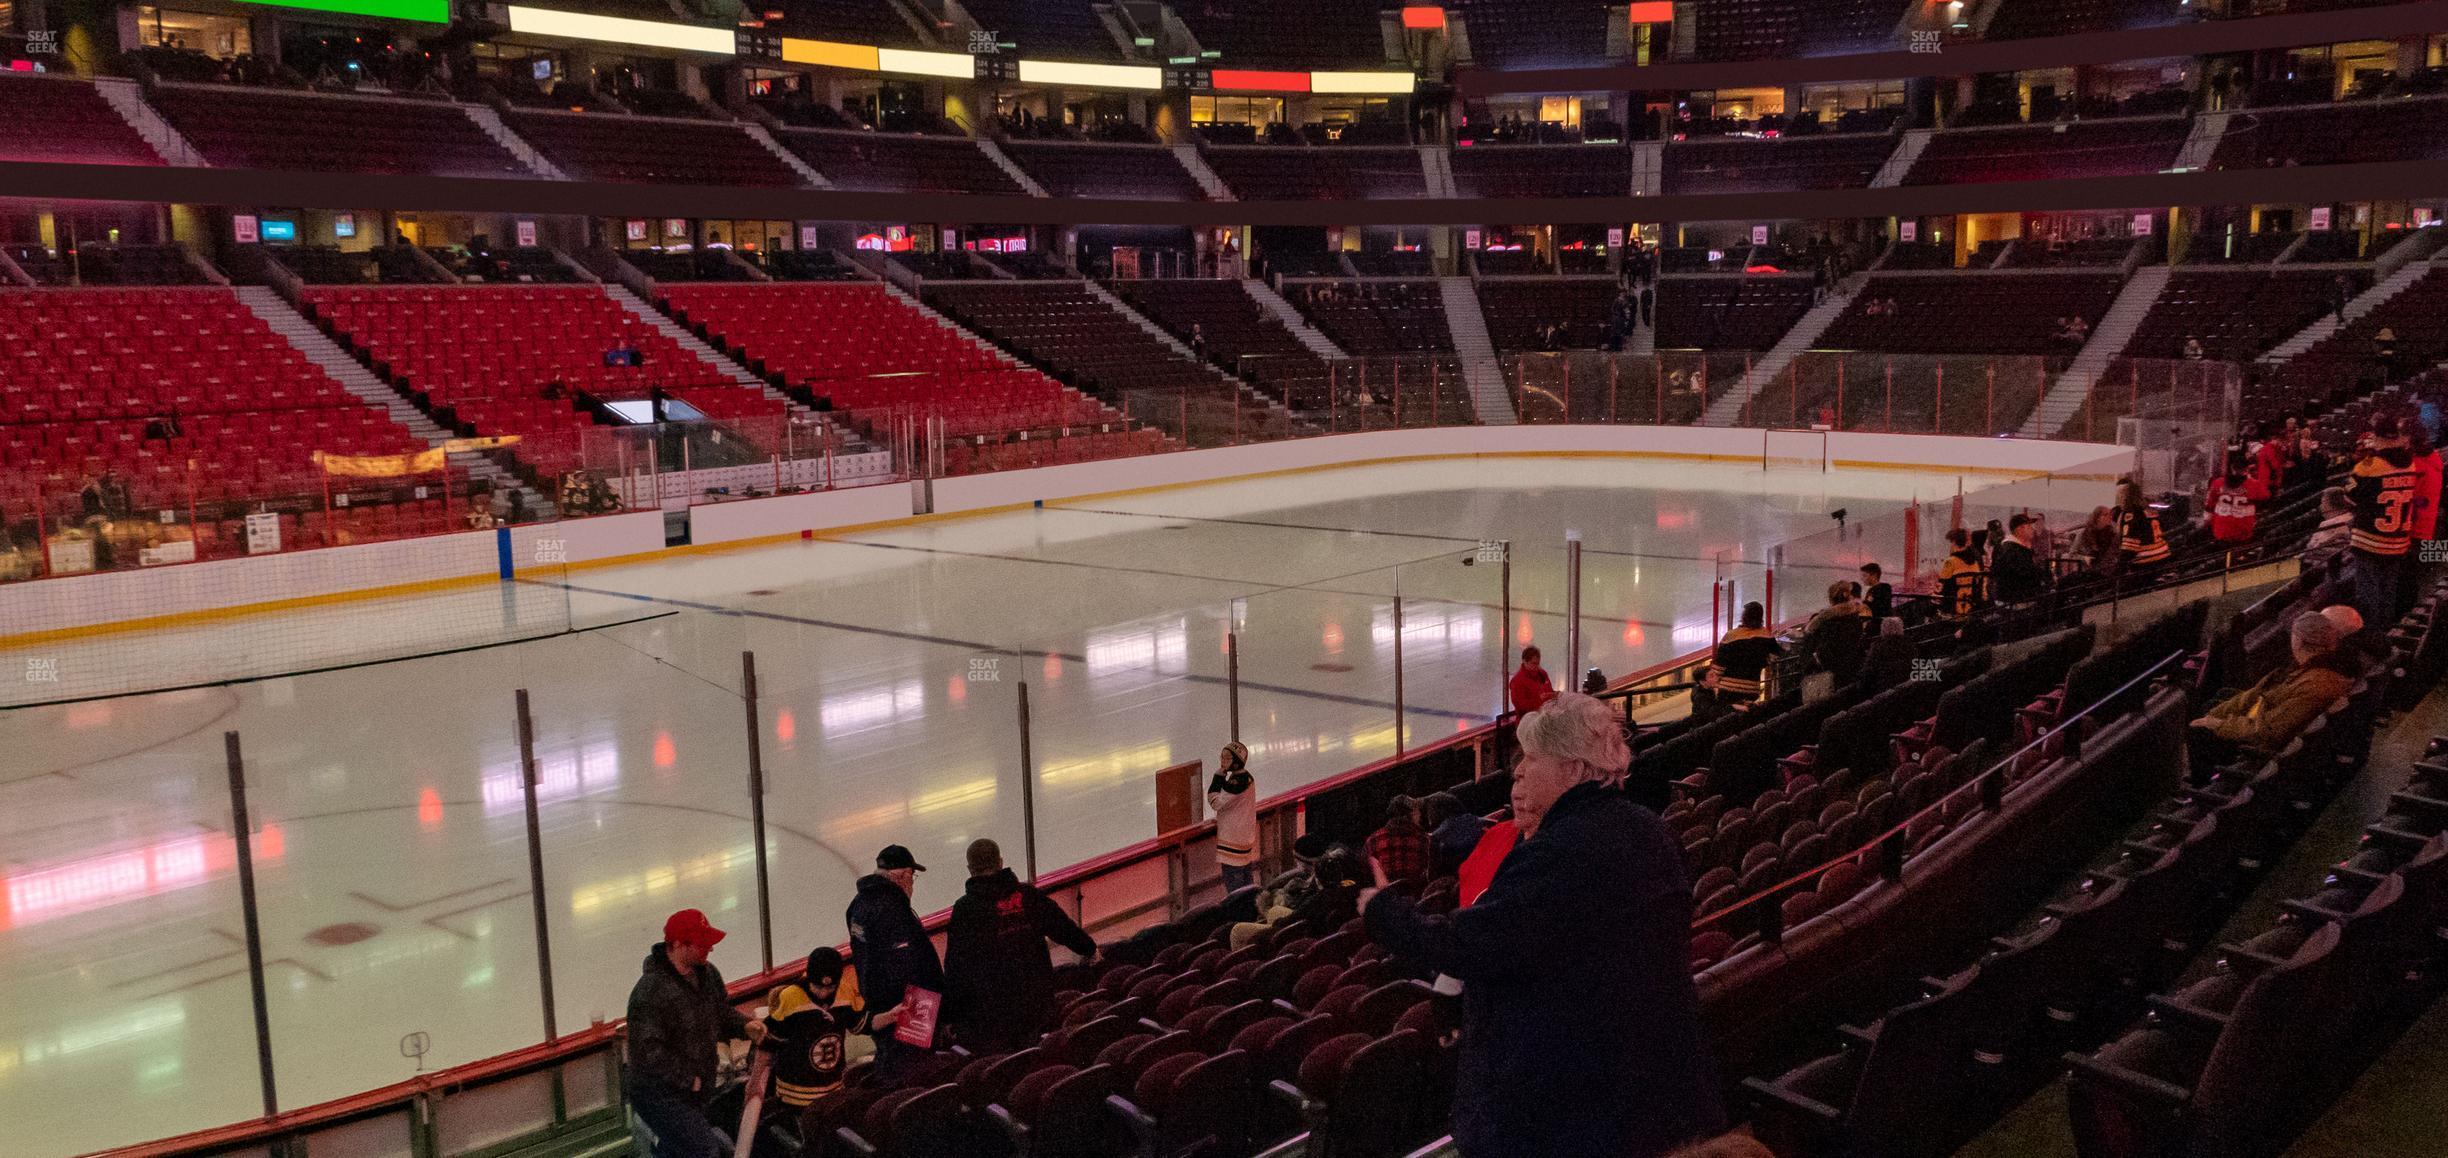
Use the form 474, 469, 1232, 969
1939, 528, 1988, 616
1189, 323, 1206, 361
1859, 562, 1895, 623
2116, 481, 2171, 572
2183, 336, 2205, 361
1207, 741, 1258, 893
1508, 645, 1557, 715
2409, 420, 2442, 552
625, 909, 766, 1158
2346, 417, 2419, 625
1991, 513, 2049, 606
2205, 454, 2265, 545
1802, 581, 1869, 685
2251, 420, 2290, 495
1423, 790, 1490, 878
765, 947, 860, 1119
844, 845, 943, 1082
1366, 695, 1725, 1158
2332, 273, 2352, 322
2076, 505, 2123, 578
1707, 602, 1782, 705
2303, 487, 2355, 572
1365, 795, 1432, 886
942, 838, 1097, 1052
1638, 283, 1655, 328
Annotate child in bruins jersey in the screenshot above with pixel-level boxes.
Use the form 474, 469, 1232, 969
765, 948, 862, 1114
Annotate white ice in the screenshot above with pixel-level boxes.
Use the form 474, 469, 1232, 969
0, 457, 2077, 1155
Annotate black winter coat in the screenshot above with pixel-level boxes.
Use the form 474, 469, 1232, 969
846, 874, 944, 1029
623, 944, 750, 1102
943, 869, 1097, 1050
1366, 782, 1725, 1158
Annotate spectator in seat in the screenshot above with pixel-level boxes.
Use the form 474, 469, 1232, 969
1992, 513, 2049, 606
1207, 741, 1258, 893
79, 468, 131, 525
1366, 795, 1431, 886
143, 411, 182, 441
1862, 617, 1916, 690
1423, 790, 1489, 878
942, 838, 1097, 1052
1707, 602, 1782, 705
2303, 487, 2355, 573
625, 909, 766, 1158
2189, 612, 2358, 780
2183, 336, 2206, 361
2075, 505, 2122, 578
1366, 695, 1724, 1158
1802, 581, 1868, 684
1229, 833, 1331, 948
1509, 645, 1556, 715
844, 845, 943, 1082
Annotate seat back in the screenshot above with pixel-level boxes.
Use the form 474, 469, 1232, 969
2191, 922, 2346, 1154
1325, 1030, 1433, 1158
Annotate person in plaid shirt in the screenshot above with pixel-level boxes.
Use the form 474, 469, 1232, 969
1365, 795, 1432, 886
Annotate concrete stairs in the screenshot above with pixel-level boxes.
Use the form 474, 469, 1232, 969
1631, 141, 1664, 197
1243, 279, 1347, 360
2174, 110, 2230, 171
1870, 129, 1931, 188
2261, 259, 2439, 363
463, 104, 566, 179
1175, 144, 1235, 200
233, 285, 554, 515
2018, 264, 2173, 437
1701, 279, 1866, 426
1438, 277, 1515, 425
602, 283, 872, 452
743, 123, 830, 187
978, 139, 1049, 196
1083, 281, 1298, 426
95, 77, 204, 166
1420, 146, 1457, 198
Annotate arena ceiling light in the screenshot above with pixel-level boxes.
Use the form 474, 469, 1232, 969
1310, 71, 1415, 94
1018, 60, 1164, 90
241, 0, 446, 20
504, 6, 736, 54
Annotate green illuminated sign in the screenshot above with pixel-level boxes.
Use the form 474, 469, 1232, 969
241, 0, 451, 24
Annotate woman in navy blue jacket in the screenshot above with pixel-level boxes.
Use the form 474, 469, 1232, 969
1366, 695, 1724, 1158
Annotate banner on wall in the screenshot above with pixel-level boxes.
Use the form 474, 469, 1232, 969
800, 224, 820, 248
1465, 229, 1481, 249
626, 219, 649, 242
2309, 206, 2333, 231
1606, 228, 1624, 248
1899, 221, 1918, 243
234, 215, 260, 243
1751, 225, 1769, 246
516, 219, 538, 247
314, 436, 522, 478
2133, 213, 2154, 236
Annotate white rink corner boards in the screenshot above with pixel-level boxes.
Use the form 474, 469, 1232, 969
0, 427, 2131, 644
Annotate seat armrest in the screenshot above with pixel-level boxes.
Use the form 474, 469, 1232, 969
1742, 1075, 1844, 1123
2065, 1052, 2195, 1107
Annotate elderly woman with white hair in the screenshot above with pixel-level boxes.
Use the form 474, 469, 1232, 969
1364, 693, 1724, 1158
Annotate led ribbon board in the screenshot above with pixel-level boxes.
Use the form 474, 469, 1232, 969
240, 0, 448, 22
505, 6, 737, 54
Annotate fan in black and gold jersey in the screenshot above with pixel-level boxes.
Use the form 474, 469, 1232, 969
764, 947, 862, 1113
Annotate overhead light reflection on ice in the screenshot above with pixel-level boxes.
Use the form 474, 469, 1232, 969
1085, 620, 1188, 680
820, 680, 925, 737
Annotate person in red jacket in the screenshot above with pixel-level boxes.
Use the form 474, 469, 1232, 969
1508, 646, 1556, 715
2410, 420, 2443, 546
2205, 454, 2267, 544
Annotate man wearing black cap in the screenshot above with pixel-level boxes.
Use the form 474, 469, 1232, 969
626, 908, 766, 1158
845, 845, 943, 1082
763, 947, 860, 1119
943, 838, 1098, 1051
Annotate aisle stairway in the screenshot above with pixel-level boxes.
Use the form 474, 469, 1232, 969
2018, 265, 2173, 437
1243, 279, 1347, 360
1439, 277, 1515, 424
1701, 279, 1864, 426
604, 284, 872, 452
234, 285, 555, 516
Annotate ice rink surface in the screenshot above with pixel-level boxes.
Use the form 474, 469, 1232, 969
0, 456, 2076, 1155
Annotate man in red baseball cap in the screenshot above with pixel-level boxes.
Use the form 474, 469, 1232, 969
625, 908, 765, 1158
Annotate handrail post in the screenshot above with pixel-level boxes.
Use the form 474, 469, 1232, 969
225, 732, 280, 1118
